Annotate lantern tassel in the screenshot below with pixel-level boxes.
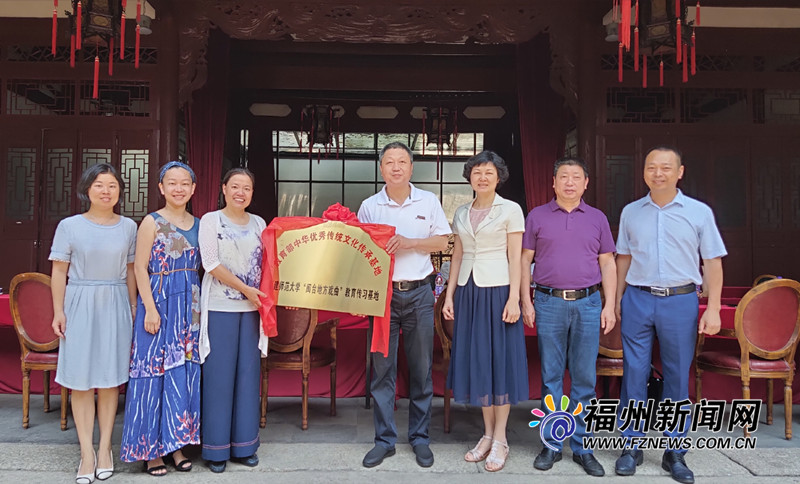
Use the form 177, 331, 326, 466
52, 7, 58, 56
696, 2, 701, 26
691, 30, 697, 75
634, 28, 639, 71
108, 38, 114, 76
676, 19, 682, 64
682, 44, 689, 83
93, 55, 100, 99
642, 55, 648, 88
659, 58, 664, 87
120, 13, 126, 59
618, 42, 623, 83
135, 24, 141, 69
620, 0, 631, 51
76, 1, 82, 49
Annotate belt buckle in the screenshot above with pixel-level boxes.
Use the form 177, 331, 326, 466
650, 286, 669, 297
396, 281, 410, 292
562, 290, 578, 301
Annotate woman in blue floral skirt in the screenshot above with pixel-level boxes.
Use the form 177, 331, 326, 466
120, 162, 201, 475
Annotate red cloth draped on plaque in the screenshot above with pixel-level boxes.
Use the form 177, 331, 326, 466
259, 204, 395, 356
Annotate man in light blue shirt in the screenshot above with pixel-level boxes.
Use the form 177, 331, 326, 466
614, 146, 726, 484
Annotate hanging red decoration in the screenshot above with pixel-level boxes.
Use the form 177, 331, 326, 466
691, 29, 696, 75
76, 1, 82, 49
135, 24, 141, 69
642, 55, 647, 88
52, 1, 58, 56
659, 58, 664, 87
108, 38, 114, 75
682, 44, 688, 82
634, 27, 639, 71
696, 1, 701, 26
620, 0, 632, 51
676, 18, 682, 64
92, 54, 100, 99
120, 13, 126, 59
618, 42, 623, 82
51, 1, 128, 103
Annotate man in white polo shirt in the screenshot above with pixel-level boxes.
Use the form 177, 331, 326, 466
358, 141, 451, 469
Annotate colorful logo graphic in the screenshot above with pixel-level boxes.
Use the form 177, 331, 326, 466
529, 394, 582, 451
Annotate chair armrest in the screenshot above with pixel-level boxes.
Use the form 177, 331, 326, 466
315, 317, 339, 333
716, 328, 736, 338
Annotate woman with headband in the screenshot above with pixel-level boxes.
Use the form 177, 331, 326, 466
120, 161, 201, 476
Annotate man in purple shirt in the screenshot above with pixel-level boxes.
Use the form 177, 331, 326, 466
521, 157, 617, 476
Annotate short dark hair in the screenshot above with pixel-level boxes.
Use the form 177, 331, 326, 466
646, 145, 683, 165
553, 157, 589, 178
379, 142, 414, 164
462, 151, 510, 186
77, 163, 125, 203
222, 167, 255, 187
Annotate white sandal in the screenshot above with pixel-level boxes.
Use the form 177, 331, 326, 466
484, 440, 509, 472
76, 451, 96, 484
465, 435, 493, 462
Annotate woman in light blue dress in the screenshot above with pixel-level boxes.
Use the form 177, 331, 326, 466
120, 162, 201, 476
50, 163, 137, 483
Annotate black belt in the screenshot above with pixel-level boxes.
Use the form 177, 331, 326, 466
632, 283, 696, 297
392, 274, 435, 292
534, 283, 601, 301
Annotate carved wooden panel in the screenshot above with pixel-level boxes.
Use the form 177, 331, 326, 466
605, 154, 634, 226
6, 80, 76, 116
5, 147, 36, 220
44, 148, 74, 220
754, 155, 781, 230
791, 157, 800, 229
120, 149, 150, 219
606, 88, 675, 123
681, 88, 748, 124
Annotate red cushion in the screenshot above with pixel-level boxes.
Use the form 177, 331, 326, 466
23, 351, 59, 365
597, 357, 624, 369
266, 347, 335, 364
696, 351, 792, 372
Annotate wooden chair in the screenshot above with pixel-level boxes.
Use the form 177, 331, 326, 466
596, 315, 624, 398
752, 274, 778, 287
260, 307, 338, 430
695, 278, 800, 439
433, 288, 454, 433
9, 272, 69, 430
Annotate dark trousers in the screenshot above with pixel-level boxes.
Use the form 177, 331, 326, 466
201, 310, 261, 461
371, 285, 435, 449
619, 287, 698, 453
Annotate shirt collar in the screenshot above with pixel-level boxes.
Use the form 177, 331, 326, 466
377, 182, 422, 206
548, 197, 587, 213
644, 189, 685, 208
